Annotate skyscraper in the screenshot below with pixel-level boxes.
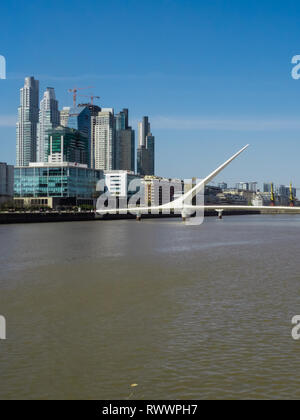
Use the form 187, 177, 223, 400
137, 147, 150, 176
16, 77, 39, 166
92, 108, 115, 171
115, 109, 135, 172
138, 116, 149, 148
146, 133, 155, 175
137, 116, 155, 176
115, 108, 128, 131
37, 87, 60, 162
60, 104, 101, 168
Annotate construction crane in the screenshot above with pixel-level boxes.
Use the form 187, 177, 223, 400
79, 94, 100, 105
269, 182, 298, 207
290, 182, 296, 207
270, 183, 275, 206
67, 86, 94, 108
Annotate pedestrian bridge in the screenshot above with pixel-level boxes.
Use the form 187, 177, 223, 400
96, 145, 300, 221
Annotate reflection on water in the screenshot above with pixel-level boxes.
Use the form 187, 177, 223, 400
0, 215, 300, 399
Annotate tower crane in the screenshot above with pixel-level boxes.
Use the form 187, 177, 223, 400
79, 95, 100, 105
67, 86, 94, 108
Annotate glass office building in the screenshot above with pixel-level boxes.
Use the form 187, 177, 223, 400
146, 134, 155, 175
60, 105, 101, 168
115, 109, 135, 172
46, 126, 89, 166
136, 116, 155, 176
14, 163, 103, 199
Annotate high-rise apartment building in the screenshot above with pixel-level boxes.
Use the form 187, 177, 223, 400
236, 182, 258, 192
236, 182, 249, 191
91, 108, 115, 171
137, 116, 155, 176
16, 77, 39, 166
37, 87, 60, 162
248, 182, 258, 192
115, 109, 135, 172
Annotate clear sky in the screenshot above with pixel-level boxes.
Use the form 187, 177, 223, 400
1, 0, 300, 188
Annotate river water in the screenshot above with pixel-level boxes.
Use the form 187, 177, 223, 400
0, 215, 300, 400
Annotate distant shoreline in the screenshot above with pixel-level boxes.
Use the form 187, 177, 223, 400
0, 210, 263, 225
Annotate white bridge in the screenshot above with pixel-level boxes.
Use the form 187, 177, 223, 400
96, 145, 300, 221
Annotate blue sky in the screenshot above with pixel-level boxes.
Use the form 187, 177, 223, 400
1, 0, 300, 188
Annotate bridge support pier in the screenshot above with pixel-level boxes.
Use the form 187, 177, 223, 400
181, 209, 189, 222
215, 209, 224, 220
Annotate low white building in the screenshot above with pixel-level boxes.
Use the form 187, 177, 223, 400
252, 195, 264, 206
252, 192, 277, 206
100, 172, 183, 208
104, 170, 141, 198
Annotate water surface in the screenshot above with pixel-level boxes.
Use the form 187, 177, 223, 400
0, 215, 300, 399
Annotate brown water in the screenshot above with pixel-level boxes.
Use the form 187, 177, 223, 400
0, 215, 300, 400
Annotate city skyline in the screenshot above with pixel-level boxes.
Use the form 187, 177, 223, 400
10, 74, 300, 194
2, 1, 300, 186
14, 76, 149, 176
10, 73, 300, 192
13, 75, 295, 190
